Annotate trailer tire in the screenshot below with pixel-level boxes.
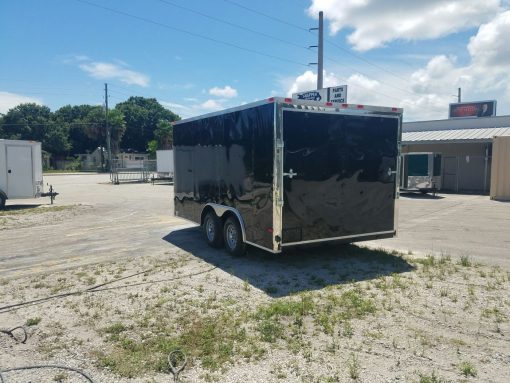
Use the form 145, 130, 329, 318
203, 212, 223, 248
223, 216, 246, 256
0, 193, 6, 209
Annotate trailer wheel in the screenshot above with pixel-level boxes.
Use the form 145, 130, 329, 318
223, 216, 246, 256
203, 212, 223, 248
0, 194, 6, 209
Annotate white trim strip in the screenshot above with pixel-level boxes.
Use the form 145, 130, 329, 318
246, 241, 280, 254
281, 230, 395, 247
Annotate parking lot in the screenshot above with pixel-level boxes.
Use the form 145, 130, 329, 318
1, 174, 509, 279
1, 174, 509, 382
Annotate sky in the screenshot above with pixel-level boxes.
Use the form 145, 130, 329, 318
1, 0, 510, 121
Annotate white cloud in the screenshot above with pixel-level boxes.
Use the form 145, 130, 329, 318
308, 0, 502, 51
0, 91, 42, 114
201, 99, 225, 110
285, 9, 510, 121
209, 85, 238, 98
286, 70, 344, 96
79, 61, 150, 87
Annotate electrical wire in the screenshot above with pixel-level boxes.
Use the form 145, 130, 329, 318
74, 0, 308, 68
156, 0, 311, 51
0, 365, 95, 383
0, 266, 217, 314
223, 0, 417, 91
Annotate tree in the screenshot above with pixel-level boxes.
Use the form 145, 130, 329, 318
53, 105, 97, 154
1, 103, 52, 141
154, 119, 173, 149
1, 103, 71, 156
115, 97, 179, 152
83, 106, 126, 155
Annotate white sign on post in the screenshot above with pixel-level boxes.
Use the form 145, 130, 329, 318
293, 85, 348, 103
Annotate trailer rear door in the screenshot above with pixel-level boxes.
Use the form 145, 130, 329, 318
6, 145, 34, 198
281, 110, 399, 245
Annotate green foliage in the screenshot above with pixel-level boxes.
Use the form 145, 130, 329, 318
459, 361, 477, 377
154, 119, 173, 149
115, 97, 179, 152
26, 317, 42, 326
147, 139, 158, 158
0, 97, 180, 162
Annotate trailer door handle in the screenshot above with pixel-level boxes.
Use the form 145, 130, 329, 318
387, 168, 396, 176
283, 168, 298, 179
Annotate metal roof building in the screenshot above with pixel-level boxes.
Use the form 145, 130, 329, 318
401, 115, 510, 194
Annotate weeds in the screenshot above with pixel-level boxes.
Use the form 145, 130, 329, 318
347, 353, 360, 380
459, 361, 477, 377
25, 317, 42, 326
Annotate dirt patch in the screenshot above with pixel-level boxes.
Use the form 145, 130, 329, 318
0, 205, 92, 230
0, 246, 509, 382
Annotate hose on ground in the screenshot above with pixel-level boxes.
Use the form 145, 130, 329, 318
0, 365, 95, 383
0, 327, 27, 343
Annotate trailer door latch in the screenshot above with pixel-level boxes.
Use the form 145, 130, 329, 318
283, 168, 298, 179
387, 168, 397, 176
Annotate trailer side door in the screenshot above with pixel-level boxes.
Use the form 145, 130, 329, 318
6, 145, 35, 198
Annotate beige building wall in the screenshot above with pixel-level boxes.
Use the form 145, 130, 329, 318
490, 136, 510, 201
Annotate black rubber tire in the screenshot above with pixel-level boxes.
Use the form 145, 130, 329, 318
223, 216, 246, 256
0, 194, 6, 210
203, 212, 223, 248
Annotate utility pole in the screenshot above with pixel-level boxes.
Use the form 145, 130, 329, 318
457, 87, 461, 103
309, 11, 324, 90
104, 83, 112, 172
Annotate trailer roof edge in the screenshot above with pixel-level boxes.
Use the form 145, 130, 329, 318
173, 97, 403, 125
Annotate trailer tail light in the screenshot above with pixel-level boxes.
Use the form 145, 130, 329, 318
325, 102, 333, 106
267, 97, 275, 102
357, 104, 364, 109
284, 98, 292, 103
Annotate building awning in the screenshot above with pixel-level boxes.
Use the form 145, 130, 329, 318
402, 127, 510, 145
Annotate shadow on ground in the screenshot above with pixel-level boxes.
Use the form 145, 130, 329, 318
163, 227, 415, 298
400, 192, 444, 200
1, 204, 42, 212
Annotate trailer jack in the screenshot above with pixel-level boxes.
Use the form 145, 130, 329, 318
41, 184, 59, 205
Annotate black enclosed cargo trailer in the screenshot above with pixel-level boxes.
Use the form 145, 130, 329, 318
173, 97, 402, 255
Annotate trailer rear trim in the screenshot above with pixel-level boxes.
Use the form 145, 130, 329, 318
281, 230, 396, 247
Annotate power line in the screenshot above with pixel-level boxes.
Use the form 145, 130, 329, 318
222, 0, 309, 32
156, 0, 311, 52
75, 0, 308, 68
223, 0, 415, 88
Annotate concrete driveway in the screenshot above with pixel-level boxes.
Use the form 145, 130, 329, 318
1, 174, 509, 279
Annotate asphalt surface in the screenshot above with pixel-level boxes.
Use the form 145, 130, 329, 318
1, 174, 509, 279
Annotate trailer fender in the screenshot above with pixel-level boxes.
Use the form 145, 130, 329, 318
201, 203, 246, 243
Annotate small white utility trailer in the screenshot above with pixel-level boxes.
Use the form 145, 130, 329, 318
0, 139, 57, 208
152, 149, 174, 184
156, 149, 174, 178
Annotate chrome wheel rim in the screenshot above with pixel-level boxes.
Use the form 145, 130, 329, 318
226, 223, 237, 249
205, 218, 215, 241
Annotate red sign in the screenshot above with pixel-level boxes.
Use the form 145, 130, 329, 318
449, 101, 496, 118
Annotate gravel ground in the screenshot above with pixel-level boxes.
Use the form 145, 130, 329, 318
1, 241, 509, 383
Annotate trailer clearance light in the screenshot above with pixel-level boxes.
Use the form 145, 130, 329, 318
357, 105, 365, 109
266, 227, 274, 233
325, 102, 333, 106
341, 104, 348, 108
392, 107, 398, 112
267, 97, 275, 102
284, 98, 292, 103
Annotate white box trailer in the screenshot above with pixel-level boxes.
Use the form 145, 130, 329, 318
156, 149, 174, 178
0, 139, 57, 208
